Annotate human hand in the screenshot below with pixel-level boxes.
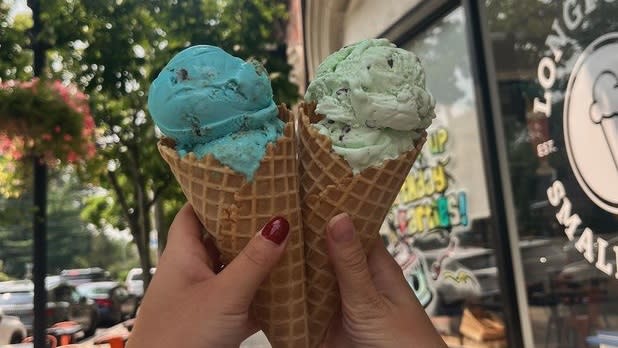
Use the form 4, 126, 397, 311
321, 213, 446, 348
126, 203, 290, 348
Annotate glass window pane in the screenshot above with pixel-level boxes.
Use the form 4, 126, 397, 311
485, 0, 618, 346
382, 7, 509, 346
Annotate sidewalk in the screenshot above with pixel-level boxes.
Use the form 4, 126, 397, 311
79, 325, 271, 347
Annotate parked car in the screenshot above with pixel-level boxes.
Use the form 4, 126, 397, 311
0, 280, 99, 336
77, 281, 137, 325
0, 308, 27, 344
125, 268, 156, 298
59, 268, 111, 286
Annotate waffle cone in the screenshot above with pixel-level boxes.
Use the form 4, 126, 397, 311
158, 105, 309, 348
297, 102, 426, 347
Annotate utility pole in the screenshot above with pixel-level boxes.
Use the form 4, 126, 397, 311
27, 0, 48, 347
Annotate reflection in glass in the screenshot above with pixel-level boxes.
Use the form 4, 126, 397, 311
486, 0, 618, 346
380, 7, 508, 346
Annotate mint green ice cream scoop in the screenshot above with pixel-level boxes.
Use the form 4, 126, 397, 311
305, 38, 435, 173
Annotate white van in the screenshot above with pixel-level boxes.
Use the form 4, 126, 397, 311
125, 268, 156, 298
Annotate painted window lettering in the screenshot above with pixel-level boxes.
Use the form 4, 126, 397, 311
547, 181, 617, 278
382, 126, 482, 315
533, 0, 616, 118
533, 0, 618, 281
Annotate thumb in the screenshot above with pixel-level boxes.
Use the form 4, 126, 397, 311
215, 216, 290, 308
326, 213, 381, 308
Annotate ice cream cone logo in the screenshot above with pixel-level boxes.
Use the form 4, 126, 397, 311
564, 33, 618, 214
589, 71, 618, 170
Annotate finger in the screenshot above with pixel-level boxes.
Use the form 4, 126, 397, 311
162, 203, 215, 279
215, 216, 290, 308
203, 235, 221, 271
326, 213, 381, 308
166, 203, 205, 251
367, 239, 416, 304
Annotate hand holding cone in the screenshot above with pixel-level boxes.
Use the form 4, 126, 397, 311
157, 103, 426, 348
155, 38, 432, 348
158, 106, 310, 348
298, 102, 426, 347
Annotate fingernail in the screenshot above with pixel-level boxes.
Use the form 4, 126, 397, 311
328, 213, 354, 243
261, 216, 289, 245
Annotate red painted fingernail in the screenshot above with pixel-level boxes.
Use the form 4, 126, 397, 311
261, 216, 289, 245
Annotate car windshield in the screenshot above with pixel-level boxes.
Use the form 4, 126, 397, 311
0, 291, 33, 305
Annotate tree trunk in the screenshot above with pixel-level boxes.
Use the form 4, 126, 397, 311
154, 198, 167, 255
106, 168, 154, 296
141, 213, 153, 292
138, 174, 154, 292
130, 214, 152, 296
124, 143, 154, 293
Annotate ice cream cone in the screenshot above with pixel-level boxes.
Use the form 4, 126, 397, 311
158, 105, 309, 348
599, 117, 618, 170
297, 102, 426, 347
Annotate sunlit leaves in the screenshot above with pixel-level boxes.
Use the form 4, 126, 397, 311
0, 0, 297, 260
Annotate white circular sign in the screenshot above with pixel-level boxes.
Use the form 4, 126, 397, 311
564, 32, 618, 214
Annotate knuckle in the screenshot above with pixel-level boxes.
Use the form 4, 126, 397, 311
360, 293, 383, 309
339, 248, 368, 275
241, 241, 272, 268
364, 294, 389, 314
343, 295, 389, 324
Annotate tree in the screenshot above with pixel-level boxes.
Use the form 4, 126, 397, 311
74, 231, 140, 281
0, 164, 144, 279
0, 169, 91, 278
0, 194, 31, 277
0, 0, 298, 292
0, 2, 32, 81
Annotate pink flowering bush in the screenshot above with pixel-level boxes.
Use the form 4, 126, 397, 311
0, 79, 96, 164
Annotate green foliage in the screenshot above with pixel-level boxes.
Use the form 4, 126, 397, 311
0, 0, 298, 285
0, 166, 138, 278
0, 168, 91, 277
0, 260, 12, 281
74, 232, 139, 281
0, 3, 32, 81
0, 156, 26, 197
0, 187, 33, 277
64, 0, 297, 247
81, 194, 125, 231
43, 172, 91, 275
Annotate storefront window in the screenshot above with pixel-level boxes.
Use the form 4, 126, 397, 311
485, 0, 618, 346
380, 7, 509, 347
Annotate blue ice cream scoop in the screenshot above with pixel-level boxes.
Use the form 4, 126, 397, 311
148, 45, 283, 180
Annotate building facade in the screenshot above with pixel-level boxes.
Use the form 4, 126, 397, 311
302, 1, 618, 347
